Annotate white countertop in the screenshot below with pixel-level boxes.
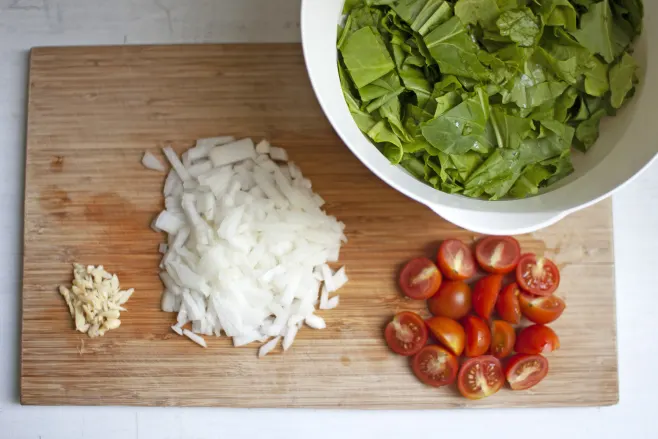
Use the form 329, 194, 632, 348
1, 1, 657, 438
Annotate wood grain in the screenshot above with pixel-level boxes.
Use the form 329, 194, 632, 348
21, 44, 618, 408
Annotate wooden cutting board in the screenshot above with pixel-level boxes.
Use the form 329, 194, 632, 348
21, 44, 618, 408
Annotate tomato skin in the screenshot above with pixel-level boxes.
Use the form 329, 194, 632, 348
516, 254, 560, 296
519, 293, 566, 324
425, 316, 466, 356
457, 356, 504, 400
490, 320, 516, 359
384, 312, 428, 356
399, 258, 442, 300
515, 324, 560, 355
427, 281, 472, 320
462, 315, 491, 357
496, 283, 522, 324
475, 236, 521, 274
411, 345, 459, 387
505, 354, 549, 390
472, 274, 504, 320
437, 239, 476, 281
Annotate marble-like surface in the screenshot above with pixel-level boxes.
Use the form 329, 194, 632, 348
1, 1, 657, 438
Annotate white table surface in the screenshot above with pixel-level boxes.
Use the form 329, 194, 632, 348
1, 1, 657, 438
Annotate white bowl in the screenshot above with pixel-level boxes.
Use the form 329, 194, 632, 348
301, 0, 658, 235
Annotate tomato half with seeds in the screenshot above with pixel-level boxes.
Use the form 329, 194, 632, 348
505, 354, 549, 390
516, 254, 560, 296
457, 356, 504, 400
399, 258, 442, 300
515, 324, 560, 355
496, 282, 522, 324
427, 281, 472, 320
473, 274, 504, 320
490, 320, 516, 359
475, 236, 521, 274
426, 316, 465, 356
519, 293, 566, 324
384, 312, 428, 356
437, 239, 476, 281
462, 315, 491, 357
412, 345, 459, 387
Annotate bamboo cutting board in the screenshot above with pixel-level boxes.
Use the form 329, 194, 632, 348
21, 45, 618, 408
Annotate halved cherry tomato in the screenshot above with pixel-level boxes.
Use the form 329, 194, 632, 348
457, 356, 504, 400
505, 354, 549, 390
472, 274, 503, 320
384, 312, 428, 356
411, 345, 459, 387
475, 236, 521, 274
516, 254, 560, 296
496, 282, 522, 324
515, 324, 560, 355
426, 316, 465, 356
462, 315, 491, 357
437, 239, 476, 281
427, 281, 472, 320
399, 258, 442, 300
490, 320, 516, 359
519, 293, 566, 324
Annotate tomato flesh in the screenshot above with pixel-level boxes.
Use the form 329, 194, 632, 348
399, 258, 442, 300
516, 254, 560, 296
519, 293, 566, 324
505, 354, 549, 390
457, 356, 504, 400
425, 316, 466, 356
473, 274, 503, 320
515, 324, 560, 355
490, 320, 516, 359
412, 345, 458, 387
462, 315, 491, 357
475, 236, 521, 274
427, 281, 472, 320
496, 282, 522, 324
437, 239, 476, 281
384, 312, 428, 356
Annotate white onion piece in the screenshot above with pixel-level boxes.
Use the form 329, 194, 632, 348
151, 136, 348, 354
183, 329, 207, 348
142, 151, 166, 172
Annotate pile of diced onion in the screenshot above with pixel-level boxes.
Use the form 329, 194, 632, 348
143, 136, 348, 357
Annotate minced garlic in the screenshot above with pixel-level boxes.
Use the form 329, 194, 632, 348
58, 264, 134, 338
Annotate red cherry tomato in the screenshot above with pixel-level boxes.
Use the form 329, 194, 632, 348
457, 356, 504, 400
515, 324, 560, 355
384, 312, 428, 356
475, 236, 521, 274
472, 274, 504, 320
427, 281, 472, 320
496, 283, 522, 324
426, 316, 465, 356
516, 254, 560, 296
437, 239, 476, 281
462, 315, 491, 357
411, 345, 459, 387
505, 354, 549, 390
490, 320, 516, 359
399, 258, 442, 300
519, 293, 566, 324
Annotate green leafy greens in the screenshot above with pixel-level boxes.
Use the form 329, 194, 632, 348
338, 0, 643, 199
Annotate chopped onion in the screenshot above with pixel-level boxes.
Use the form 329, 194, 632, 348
151, 136, 348, 355
258, 336, 280, 358
305, 314, 326, 330
171, 325, 183, 336
269, 146, 288, 162
162, 146, 192, 182
142, 151, 166, 172
183, 329, 207, 348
